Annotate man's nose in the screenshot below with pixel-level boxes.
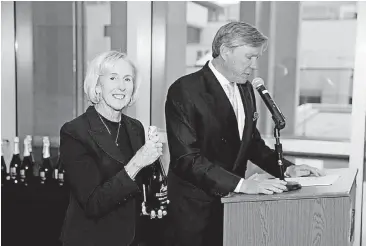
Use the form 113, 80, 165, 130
250, 57, 258, 70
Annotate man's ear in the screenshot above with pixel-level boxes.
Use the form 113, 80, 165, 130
219, 44, 231, 61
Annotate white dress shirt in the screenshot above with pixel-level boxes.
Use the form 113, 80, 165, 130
208, 61, 245, 193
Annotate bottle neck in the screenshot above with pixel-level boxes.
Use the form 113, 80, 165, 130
57, 160, 63, 171
156, 159, 167, 178
14, 142, 20, 155
23, 143, 30, 157
43, 144, 50, 159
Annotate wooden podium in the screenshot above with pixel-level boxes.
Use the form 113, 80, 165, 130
221, 168, 357, 246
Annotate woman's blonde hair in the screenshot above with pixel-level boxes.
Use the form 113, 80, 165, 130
84, 50, 141, 107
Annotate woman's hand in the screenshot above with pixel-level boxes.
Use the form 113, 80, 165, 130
124, 126, 163, 179
135, 139, 163, 167
134, 125, 163, 167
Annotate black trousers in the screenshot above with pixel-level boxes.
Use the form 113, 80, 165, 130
164, 201, 224, 246
132, 215, 169, 246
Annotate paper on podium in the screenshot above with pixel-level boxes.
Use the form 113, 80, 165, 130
285, 174, 340, 187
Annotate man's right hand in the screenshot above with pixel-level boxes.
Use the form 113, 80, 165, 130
239, 178, 287, 195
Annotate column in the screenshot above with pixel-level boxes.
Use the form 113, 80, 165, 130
240, 2, 300, 136
109, 2, 127, 52
151, 1, 187, 129
125, 2, 152, 130
350, 2, 366, 245
254, 2, 271, 134
239, 1, 256, 25
266, 2, 301, 136
1, 1, 16, 164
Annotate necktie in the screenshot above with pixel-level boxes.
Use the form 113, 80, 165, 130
227, 83, 238, 119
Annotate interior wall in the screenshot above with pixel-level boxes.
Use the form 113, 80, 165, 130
1, 1, 16, 166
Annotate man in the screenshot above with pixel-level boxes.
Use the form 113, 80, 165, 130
164, 22, 323, 246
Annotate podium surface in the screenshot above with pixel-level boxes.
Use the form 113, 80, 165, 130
221, 168, 357, 246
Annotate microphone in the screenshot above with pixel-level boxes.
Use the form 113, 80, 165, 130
251, 78, 286, 130
252, 78, 301, 191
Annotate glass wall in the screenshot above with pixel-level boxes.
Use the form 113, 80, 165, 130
183, 1, 357, 141
6, 1, 129, 163
297, 1, 357, 141
14, 2, 76, 163
2, 1, 360, 162
149, 1, 359, 172
81, 1, 128, 113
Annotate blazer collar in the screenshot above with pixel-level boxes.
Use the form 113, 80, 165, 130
86, 106, 142, 165
201, 63, 259, 170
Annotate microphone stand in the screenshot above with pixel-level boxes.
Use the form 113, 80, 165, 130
274, 126, 302, 192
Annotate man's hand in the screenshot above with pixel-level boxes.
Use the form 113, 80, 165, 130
285, 164, 325, 177
239, 178, 287, 195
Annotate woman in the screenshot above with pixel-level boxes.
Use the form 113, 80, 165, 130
59, 51, 163, 246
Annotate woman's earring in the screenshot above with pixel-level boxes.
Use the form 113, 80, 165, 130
96, 92, 101, 103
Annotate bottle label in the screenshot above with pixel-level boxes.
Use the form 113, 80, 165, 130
155, 185, 168, 203
58, 173, 64, 180
20, 169, 25, 179
10, 167, 16, 177
156, 192, 167, 198
40, 171, 46, 181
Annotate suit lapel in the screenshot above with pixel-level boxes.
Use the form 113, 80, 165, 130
201, 63, 240, 144
86, 106, 128, 165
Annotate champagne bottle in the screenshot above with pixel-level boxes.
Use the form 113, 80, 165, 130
9, 137, 21, 184
142, 126, 169, 219
39, 137, 53, 185
19, 138, 33, 186
1, 141, 10, 186
57, 157, 65, 187
53, 151, 60, 180
26, 135, 36, 167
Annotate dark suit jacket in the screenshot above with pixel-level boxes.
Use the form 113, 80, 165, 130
165, 62, 293, 246
59, 106, 145, 246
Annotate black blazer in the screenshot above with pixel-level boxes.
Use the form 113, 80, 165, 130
165, 62, 293, 246
59, 106, 145, 246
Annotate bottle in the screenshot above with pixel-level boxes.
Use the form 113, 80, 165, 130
1, 141, 10, 186
26, 135, 36, 168
57, 157, 65, 187
19, 138, 33, 186
39, 137, 53, 185
9, 137, 21, 185
141, 126, 169, 219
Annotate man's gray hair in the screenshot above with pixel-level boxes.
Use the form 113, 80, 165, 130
212, 22, 268, 58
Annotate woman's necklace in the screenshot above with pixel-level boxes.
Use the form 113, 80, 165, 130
97, 113, 121, 146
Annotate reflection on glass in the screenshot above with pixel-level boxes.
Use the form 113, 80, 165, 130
84, 2, 111, 63
297, 1, 357, 141
185, 1, 240, 75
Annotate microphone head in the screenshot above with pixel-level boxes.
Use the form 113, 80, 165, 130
251, 77, 264, 88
